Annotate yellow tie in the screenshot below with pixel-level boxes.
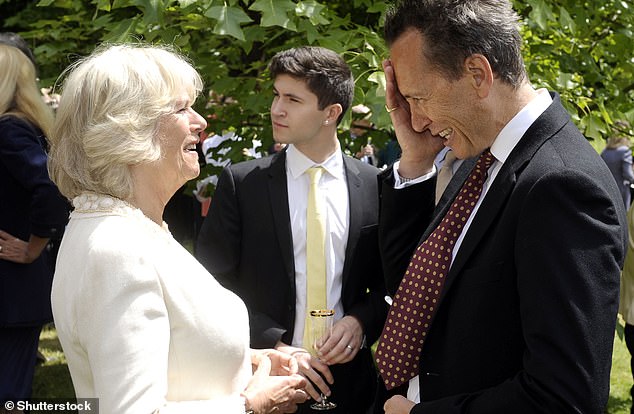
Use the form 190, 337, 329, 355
303, 166, 327, 349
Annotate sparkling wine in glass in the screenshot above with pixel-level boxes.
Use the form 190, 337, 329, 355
308, 309, 337, 411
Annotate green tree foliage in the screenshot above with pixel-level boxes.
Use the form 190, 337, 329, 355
1, 0, 633, 193
516, 0, 634, 140
1, 0, 393, 194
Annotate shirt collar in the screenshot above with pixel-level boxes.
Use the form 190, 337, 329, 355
286, 143, 345, 180
490, 88, 552, 163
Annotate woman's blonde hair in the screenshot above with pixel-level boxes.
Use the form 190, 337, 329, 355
0, 44, 54, 136
48, 43, 203, 200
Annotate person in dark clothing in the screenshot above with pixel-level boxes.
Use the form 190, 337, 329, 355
0, 33, 69, 407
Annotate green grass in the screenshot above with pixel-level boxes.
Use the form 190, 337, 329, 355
609, 333, 632, 414
32, 326, 634, 412
32, 325, 74, 400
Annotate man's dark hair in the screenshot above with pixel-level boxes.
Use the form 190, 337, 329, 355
384, 0, 527, 87
0, 32, 37, 69
269, 46, 354, 124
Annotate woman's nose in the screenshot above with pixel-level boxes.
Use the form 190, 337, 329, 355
191, 109, 207, 132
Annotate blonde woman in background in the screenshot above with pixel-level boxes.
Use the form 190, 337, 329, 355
0, 33, 68, 408
48, 44, 307, 414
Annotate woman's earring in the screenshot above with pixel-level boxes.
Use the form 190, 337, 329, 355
324, 120, 330, 126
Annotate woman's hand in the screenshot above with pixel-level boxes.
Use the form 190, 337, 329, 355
274, 342, 334, 403
251, 348, 299, 376
243, 355, 309, 413
0, 230, 49, 264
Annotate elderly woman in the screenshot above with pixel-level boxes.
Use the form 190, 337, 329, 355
0, 34, 68, 405
48, 44, 307, 413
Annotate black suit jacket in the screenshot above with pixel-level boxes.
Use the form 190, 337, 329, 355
379, 94, 627, 413
0, 116, 69, 327
197, 149, 388, 413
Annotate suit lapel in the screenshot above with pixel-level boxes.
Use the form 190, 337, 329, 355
341, 155, 362, 291
438, 93, 569, 303
433, 156, 478, 223
444, 166, 517, 291
267, 151, 296, 283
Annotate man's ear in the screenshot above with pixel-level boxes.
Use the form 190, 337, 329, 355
325, 103, 343, 125
464, 54, 493, 98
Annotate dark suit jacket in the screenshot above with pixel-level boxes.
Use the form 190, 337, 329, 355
197, 149, 388, 413
0, 115, 69, 327
379, 94, 627, 413
601, 145, 634, 207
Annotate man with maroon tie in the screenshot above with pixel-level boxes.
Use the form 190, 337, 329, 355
375, 1, 627, 413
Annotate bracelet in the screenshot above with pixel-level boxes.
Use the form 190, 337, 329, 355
241, 395, 254, 414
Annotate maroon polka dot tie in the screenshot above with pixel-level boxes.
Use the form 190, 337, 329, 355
375, 149, 495, 390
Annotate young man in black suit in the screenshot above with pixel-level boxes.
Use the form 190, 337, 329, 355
376, 1, 627, 413
196, 46, 387, 414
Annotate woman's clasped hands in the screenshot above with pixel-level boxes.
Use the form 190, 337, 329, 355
272, 315, 364, 404
242, 349, 309, 413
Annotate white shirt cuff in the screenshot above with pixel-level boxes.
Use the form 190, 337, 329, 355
392, 161, 437, 189
407, 375, 421, 403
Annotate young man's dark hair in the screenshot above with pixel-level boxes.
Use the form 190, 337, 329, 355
269, 46, 354, 125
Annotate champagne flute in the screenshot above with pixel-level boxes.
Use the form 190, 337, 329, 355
308, 309, 337, 411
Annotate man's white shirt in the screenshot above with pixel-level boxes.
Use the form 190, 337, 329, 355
286, 144, 349, 347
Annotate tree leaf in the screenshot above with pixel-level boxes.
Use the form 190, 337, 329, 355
583, 113, 607, 140
558, 6, 576, 34
130, 0, 165, 25
296, 0, 329, 26
367, 71, 386, 96
177, 0, 197, 8
204, 5, 253, 41
527, 0, 555, 31
103, 17, 140, 43
96, 0, 112, 12
297, 19, 320, 43
249, 0, 297, 30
